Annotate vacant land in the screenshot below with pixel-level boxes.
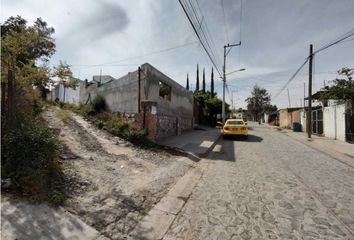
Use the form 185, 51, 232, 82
43, 108, 194, 239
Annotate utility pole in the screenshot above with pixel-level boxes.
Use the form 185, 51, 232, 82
303, 82, 306, 108
222, 42, 241, 124
307, 44, 313, 138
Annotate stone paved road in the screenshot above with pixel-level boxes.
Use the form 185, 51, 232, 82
163, 123, 354, 240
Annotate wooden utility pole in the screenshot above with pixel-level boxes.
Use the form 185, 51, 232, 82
287, 88, 291, 108
303, 82, 306, 108
307, 44, 313, 138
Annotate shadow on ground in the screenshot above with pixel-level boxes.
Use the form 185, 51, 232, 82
223, 134, 263, 143
207, 138, 236, 162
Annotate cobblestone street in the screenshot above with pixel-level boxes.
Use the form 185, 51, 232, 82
163, 123, 354, 240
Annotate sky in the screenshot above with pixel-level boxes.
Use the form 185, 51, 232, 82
2, 0, 354, 109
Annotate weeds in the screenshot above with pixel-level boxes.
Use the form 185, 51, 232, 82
1, 113, 65, 205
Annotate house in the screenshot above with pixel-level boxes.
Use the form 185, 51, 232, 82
80, 63, 194, 140
278, 107, 303, 129
46, 77, 84, 104
305, 90, 353, 142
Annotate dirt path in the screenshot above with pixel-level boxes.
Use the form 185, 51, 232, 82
44, 108, 194, 239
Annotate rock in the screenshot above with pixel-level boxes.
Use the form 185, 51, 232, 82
89, 156, 94, 161
60, 153, 77, 160
1, 178, 12, 189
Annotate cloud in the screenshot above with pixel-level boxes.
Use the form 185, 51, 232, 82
67, 1, 129, 41
2, 0, 354, 109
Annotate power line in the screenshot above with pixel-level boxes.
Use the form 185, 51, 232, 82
179, 0, 222, 77
70, 41, 198, 68
194, 0, 222, 65
189, 0, 220, 65
273, 58, 309, 99
273, 28, 354, 99
314, 29, 354, 54
221, 0, 229, 42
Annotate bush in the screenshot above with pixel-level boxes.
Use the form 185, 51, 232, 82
105, 116, 130, 135
95, 112, 113, 121
1, 114, 64, 204
91, 95, 106, 112
93, 119, 105, 129
124, 129, 148, 143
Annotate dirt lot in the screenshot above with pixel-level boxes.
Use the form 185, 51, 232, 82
44, 108, 194, 239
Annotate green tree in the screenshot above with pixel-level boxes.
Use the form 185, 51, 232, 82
202, 67, 206, 93
1, 16, 65, 203
194, 91, 228, 125
264, 104, 278, 114
245, 85, 271, 121
320, 67, 354, 110
210, 67, 215, 97
53, 61, 75, 102
195, 64, 199, 91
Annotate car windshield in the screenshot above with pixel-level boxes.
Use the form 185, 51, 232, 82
226, 120, 244, 125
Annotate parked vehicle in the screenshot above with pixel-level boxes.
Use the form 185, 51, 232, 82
223, 119, 248, 139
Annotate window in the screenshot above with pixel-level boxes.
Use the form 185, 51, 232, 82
226, 120, 244, 125
159, 81, 171, 101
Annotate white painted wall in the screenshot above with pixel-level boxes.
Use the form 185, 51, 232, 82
57, 84, 81, 104
323, 104, 346, 141
300, 110, 306, 132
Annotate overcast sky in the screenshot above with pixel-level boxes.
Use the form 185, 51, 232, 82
2, 0, 354, 108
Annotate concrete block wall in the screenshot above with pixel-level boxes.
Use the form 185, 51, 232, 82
323, 104, 346, 141
141, 63, 193, 119
96, 71, 139, 113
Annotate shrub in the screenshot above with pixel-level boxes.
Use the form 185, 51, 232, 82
105, 116, 130, 135
91, 95, 106, 113
76, 104, 93, 117
94, 119, 105, 129
95, 112, 113, 121
1, 113, 64, 204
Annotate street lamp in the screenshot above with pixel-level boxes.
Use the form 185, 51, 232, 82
226, 68, 246, 76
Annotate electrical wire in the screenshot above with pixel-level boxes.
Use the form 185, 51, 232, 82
273, 58, 309, 99
178, 0, 222, 77
70, 41, 198, 68
221, 0, 229, 42
314, 29, 354, 54
187, 0, 222, 67
187, 0, 221, 67
273, 28, 354, 99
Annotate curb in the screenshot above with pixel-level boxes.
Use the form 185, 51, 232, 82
128, 167, 203, 240
162, 132, 222, 162
266, 126, 354, 168
198, 133, 222, 158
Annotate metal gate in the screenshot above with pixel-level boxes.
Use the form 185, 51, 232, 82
312, 109, 323, 135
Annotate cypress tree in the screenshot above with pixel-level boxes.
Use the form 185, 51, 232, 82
202, 68, 206, 93
186, 73, 189, 90
211, 67, 215, 97
196, 64, 199, 91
